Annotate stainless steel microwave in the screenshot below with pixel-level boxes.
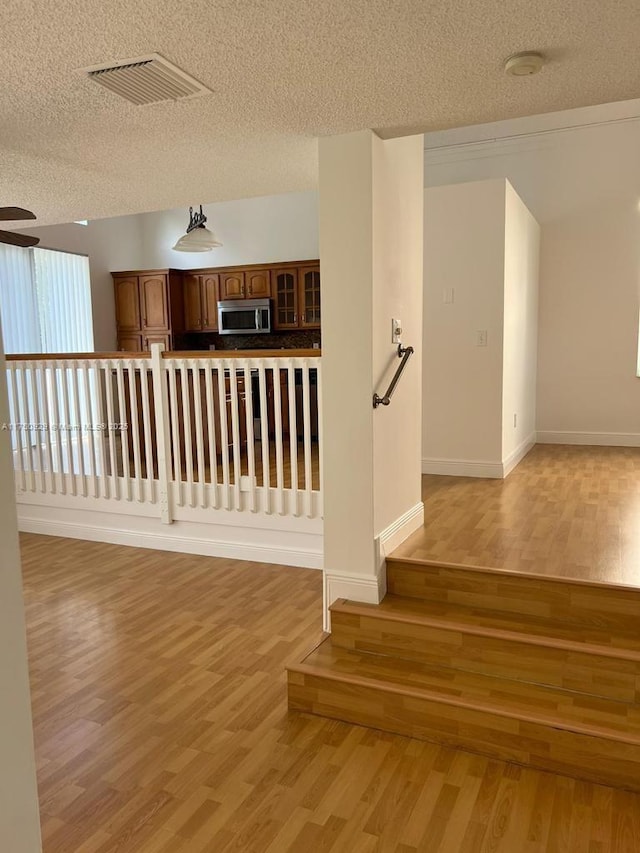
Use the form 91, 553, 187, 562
217, 298, 272, 335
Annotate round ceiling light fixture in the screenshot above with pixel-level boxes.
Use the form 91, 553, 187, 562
504, 52, 545, 77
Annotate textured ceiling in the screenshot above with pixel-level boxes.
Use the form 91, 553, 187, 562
2, 0, 640, 226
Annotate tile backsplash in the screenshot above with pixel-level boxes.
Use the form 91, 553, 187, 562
176, 329, 321, 351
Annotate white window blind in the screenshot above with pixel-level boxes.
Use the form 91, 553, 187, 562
0, 244, 40, 353
0, 245, 93, 354
32, 249, 93, 352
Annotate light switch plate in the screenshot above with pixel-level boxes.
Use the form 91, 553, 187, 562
392, 318, 402, 344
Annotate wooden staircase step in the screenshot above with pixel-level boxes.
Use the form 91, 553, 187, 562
387, 557, 640, 633
330, 596, 640, 703
287, 638, 640, 791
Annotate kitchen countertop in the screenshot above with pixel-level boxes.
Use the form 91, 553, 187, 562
165, 349, 321, 358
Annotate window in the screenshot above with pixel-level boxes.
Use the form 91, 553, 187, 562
0, 245, 93, 354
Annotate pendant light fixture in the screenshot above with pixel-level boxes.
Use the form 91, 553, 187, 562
172, 205, 222, 252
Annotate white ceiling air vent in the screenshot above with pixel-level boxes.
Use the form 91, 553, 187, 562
83, 53, 212, 105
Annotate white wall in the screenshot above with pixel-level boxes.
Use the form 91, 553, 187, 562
18, 217, 143, 352
0, 332, 42, 852
425, 117, 640, 443
372, 137, 424, 536
503, 182, 540, 464
21, 190, 319, 353
138, 191, 319, 269
423, 180, 506, 469
320, 130, 424, 613
319, 132, 375, 584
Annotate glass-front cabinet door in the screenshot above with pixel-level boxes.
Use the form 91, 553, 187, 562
272, 269, 299, 329
299, 266, 321, 328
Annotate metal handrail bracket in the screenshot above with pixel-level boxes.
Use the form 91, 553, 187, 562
373, 344, 414, 408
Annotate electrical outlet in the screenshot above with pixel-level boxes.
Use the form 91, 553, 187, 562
476, 330, 488, 347
443, 288, 454, 304
392, 318, 402, 344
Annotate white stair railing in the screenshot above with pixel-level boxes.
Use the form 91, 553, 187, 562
5, 345, 323, 523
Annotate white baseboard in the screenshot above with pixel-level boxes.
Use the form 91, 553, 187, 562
422, 458, 503, 478
17, 507, 323, 570
537, 431, 640, 448
423, 435, 537, 480
323, 502, 424, 631
376, 501, 424, 568
502, 432, 536, 477
323, 569, 383, 632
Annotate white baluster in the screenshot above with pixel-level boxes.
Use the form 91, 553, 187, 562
167, 362, 183, 508
243, 360, 257, 513
286, 359, 299, 516
60, 363, 75, 496
104, 361, 119, 500
50, 366, 65, 495
28, 363, 46, 492
204, 364, 219, 508
180, 363, 195, 508
81, 361, 99, 498
115, 361, 131, 501
191, 361, 207, 509
150, 345, 172, 522
18, 366, 35, 491
126, 361, 143, 502
257, 361, 270, 514
271, 360, 285, 515
316, 359, 323, 517
8, 366, 26, 492
37, 364, 55, 494
216, 363, 231, 510
228, 359, 242, 511
139, 361, 155, 504
301, 359, 313, 518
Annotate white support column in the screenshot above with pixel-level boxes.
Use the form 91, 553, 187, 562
0, 333, 42, 851
320, 130, 424, 626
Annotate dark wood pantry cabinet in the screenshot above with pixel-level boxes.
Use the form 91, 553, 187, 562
112, 269, 184, 351
183, 273, 219, 332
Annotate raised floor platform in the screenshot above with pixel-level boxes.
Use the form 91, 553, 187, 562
399, 444, 640, 586
289, 447, 640, 790
289, 557, 640, 791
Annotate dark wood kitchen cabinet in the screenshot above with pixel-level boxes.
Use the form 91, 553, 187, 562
183, 273, 219, 331
298, 265, 321, 328
112, 269, 184, 351
219, 268, 271, 300
271, 263, 321, 330
114, 260, 320, 347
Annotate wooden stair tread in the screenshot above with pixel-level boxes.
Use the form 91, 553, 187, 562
386, 556, 640, 594
331, 595, 640, 660
291, 638, 640, 746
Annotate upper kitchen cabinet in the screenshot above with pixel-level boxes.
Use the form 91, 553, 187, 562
183, 273, 219, 332
272, 268, 299, 329
112, 269, 184, 351
299, 265, 321, 329
272, 263, 321, 330
219, 272, 245, 300
139, 274, 169, 330
245, 269, 271, 298
219, 268, 271, 300
183, 273, 203, 331
113, 276, 140, 332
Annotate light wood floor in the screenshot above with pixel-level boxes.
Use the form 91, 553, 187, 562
115, 438, 321, 491
394, 445, 640, 587
21, 534, 640, 852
